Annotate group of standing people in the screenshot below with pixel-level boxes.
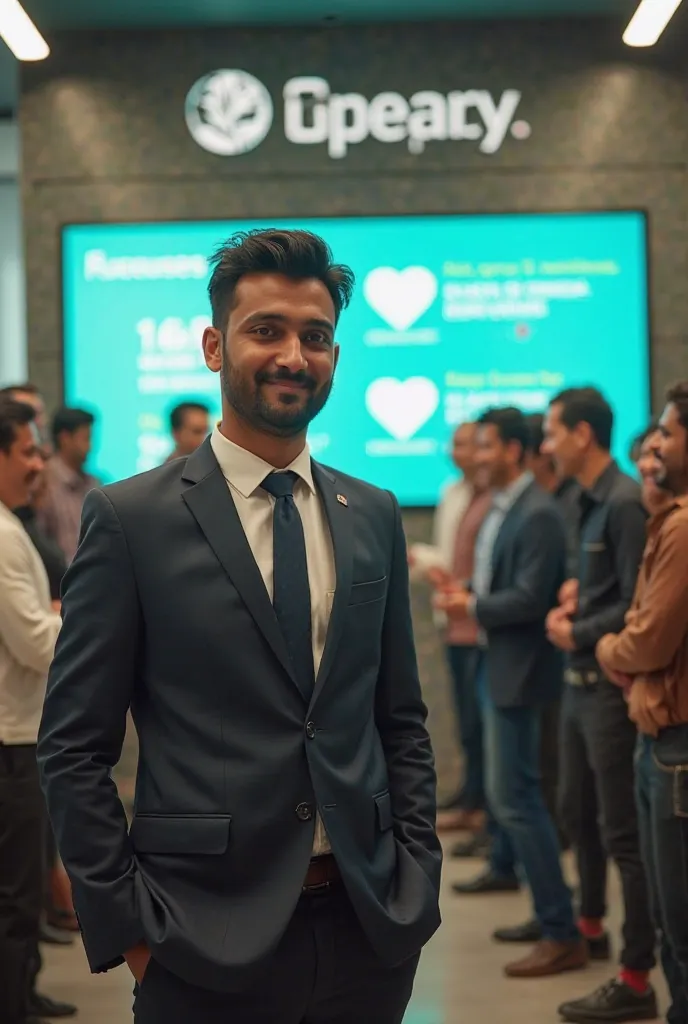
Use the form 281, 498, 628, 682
0, 384, 101, 1024
4, 226, 688, 1024
417, 386, 688, 1023
0, 386, 220, 1024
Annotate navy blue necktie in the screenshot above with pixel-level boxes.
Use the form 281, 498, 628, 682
261, 471, 315, 699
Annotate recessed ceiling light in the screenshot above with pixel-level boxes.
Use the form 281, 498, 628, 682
623, 0, 684, 47
0, 0, 49, 61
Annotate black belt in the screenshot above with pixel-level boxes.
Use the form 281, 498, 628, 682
565, 668, 602, 687
302, 854, 341, 893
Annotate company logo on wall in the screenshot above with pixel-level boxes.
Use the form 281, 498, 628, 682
185, 70, 274, 155
185, 70, 530, 159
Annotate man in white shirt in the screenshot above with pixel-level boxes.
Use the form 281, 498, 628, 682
410, 423, 490, 836
0, 398, 63, 1024
38, 229, 441, 1024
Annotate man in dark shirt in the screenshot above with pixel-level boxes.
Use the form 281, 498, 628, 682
526, 414, 580, 839
543, 388, 657, 1024
526, 413, 581, 579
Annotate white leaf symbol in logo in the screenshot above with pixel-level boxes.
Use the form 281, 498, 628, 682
202, 76, 256, 135
185, 70, 274, 157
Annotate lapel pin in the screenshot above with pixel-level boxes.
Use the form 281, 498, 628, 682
336, 494, 348, 506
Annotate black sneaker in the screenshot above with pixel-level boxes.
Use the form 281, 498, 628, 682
587, 931, 612, 961
27, 992, 77, 1018
558, 978, 658, 1022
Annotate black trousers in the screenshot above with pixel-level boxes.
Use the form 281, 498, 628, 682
559, 680, 656, 972
540, 697, 564, 842
134, 883, 420, 1024
0, 744, 45, 1024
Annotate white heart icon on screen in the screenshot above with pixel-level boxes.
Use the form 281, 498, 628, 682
365, 377, 440, 441
363, 266, 438, 331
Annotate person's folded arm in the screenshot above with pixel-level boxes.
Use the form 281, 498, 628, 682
37, 488, 145, 974
0, 537, 61, 675
475, 507, 565, 630
596, 513, 688, 675
571, 496, 646, 651
375, 492, 442, 892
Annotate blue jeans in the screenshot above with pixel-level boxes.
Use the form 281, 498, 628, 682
636, 729, 688, 1024
477, 657, 578, 942
447, 645, 485, 811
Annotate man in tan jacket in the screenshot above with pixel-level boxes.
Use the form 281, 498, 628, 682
597, 382, 688, 1024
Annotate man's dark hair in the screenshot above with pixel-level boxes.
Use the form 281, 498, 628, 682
0, 398, 36, 454
525, 413, 545, 456
665, 381, 688, 434
207, 229, 355, 330
170, 401, 211, 433
477, 406, 530, 462
630, 420, 660, 463
0, 381, 40, 399
549, 387, 613, 451
51, 407, 95, 448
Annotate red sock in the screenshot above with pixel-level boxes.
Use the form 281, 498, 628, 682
620, 968, 650, 994
578, 917, 604, 939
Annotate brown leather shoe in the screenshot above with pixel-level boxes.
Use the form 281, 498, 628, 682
504, 938, 589, 978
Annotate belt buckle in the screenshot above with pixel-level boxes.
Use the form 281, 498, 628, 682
302, 880, 332, 894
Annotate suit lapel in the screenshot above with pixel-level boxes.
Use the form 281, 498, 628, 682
311, 462, 353, 706
181, 440, 300, 694
490, 481, 534, 578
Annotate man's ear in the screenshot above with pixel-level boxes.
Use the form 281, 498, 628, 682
202, 327, 223, 374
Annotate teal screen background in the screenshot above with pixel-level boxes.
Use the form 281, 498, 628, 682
62, 212, 649, 504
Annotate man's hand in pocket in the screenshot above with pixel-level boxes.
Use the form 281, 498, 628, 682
125, 943, 152, 984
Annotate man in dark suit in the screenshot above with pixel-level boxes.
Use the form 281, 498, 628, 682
37, 229, 441, 1024
435, 407, 586, 978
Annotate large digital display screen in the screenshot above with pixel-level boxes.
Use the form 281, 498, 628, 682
63, 212, 649, 505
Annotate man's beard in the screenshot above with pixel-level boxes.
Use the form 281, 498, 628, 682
221, 353, 333, 438
655, 465, 682, 497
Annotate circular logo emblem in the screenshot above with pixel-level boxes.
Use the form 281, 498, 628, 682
185, 70, 273, 156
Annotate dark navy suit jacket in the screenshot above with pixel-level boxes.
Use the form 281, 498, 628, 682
37, 439, 441, 994
475, 480, 566, 708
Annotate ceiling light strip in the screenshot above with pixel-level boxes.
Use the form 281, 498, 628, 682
0, 0, 49, 61
623, 0, 684, 47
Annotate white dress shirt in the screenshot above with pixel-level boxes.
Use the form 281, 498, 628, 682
210, 428, 335, 855
472, 471, 534, 600
0, 501, 62, 744
469, 471, 534, 643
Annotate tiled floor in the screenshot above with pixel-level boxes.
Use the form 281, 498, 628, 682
41, 845, 667, 1024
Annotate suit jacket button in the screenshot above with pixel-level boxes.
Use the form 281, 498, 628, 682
296, 802, 313, 822
306, 722, 316, 739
